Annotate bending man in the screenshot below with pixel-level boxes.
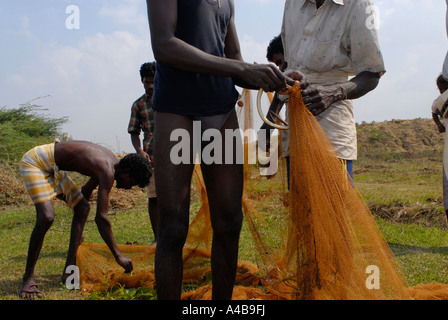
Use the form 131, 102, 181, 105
19, 140, 151, 299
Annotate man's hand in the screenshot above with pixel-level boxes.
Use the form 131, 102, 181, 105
287, 70, 309, 90
116, 254, 133, 273
287, 69, 343, 115
138, 149, 151, 163
238, 63, 287, 92
301, 83, 344, 116
297, 71, 380, 115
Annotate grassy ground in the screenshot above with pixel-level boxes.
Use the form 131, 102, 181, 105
355, 151, 448, 288
1, 151, 448, 300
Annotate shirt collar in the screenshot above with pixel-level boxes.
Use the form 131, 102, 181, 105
305, 0, 344, 5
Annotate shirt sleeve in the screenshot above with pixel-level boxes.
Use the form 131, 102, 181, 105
127, 101, 142, 134
346, 0, 386, 76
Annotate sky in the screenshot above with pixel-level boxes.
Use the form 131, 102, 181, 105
0, 0, 447, 153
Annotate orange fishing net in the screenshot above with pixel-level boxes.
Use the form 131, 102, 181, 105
77, 84, 448, 300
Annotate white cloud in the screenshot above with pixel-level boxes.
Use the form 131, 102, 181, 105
239, 34, 270, 64
99, 0, 148, 35
3, 30, 153, 153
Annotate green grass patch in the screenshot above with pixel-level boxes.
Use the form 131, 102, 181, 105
376, 218, 448, 286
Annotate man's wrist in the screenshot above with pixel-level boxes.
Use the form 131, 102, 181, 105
338, 84, 347, 101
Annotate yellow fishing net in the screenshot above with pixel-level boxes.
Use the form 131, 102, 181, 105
77, 83, 448, 300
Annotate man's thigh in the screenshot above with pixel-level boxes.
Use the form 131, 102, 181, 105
153, 112, 195, 213
200, 110, 244, 213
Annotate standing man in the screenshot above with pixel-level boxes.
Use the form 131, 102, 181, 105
443, 0, 448, 80
128, 62, 158, 244
282, 0, 386, 181
19, 141, 152, 299
266, 34, 287, 72
146, 0, 287, 300
260, 34, 290, 182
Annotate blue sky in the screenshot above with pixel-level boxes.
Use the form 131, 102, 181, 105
0, 0, 446, 153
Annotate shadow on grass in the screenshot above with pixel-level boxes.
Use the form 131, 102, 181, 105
389, 242, 448, 257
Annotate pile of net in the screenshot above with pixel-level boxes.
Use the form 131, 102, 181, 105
77, 83, 448, 300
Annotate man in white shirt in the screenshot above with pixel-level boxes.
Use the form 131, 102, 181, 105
281, 0, 386, 180
443, 0, 448, 80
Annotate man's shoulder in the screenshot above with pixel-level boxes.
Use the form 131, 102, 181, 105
343, 0, 372, 9
133, 94, 152, 109
133, 93, 147, 105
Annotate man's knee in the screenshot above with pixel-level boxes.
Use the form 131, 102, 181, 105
74, 198, 90, 218
35, 202, 55, 231
158, 218, 189, 249
212, 209, 243, 239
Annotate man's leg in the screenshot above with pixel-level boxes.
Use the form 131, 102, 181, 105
147, 170, 159, 244
153, 112, 195, 300
443, 167, 448, 223
20, 200, 55, 299
62, 198, 90, 283
200, 111, 244, 300
148, 197, 158, 244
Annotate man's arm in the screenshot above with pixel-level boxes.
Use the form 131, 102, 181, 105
298, 71, 381, 116
94, 175, 133, 273
146, 0, 286, 92
81, 177, 98, 201
433, 112, 446, 133
130, 132, 150, 162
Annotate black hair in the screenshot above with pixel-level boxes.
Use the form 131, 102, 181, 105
266, 34, 284, 62
140, 62, 157, 81
118, 153, 152, 188
436, 73, 448, 89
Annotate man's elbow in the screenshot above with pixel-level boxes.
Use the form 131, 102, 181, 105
152, 47, 165, 63
358, 71, 382, 93
151, 38, 175, 64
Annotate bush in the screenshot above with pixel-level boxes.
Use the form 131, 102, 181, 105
0, 99, 68, 168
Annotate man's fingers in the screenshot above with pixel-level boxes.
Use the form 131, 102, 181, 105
300, 79, 309, 90
302, 91, 322, 105
272, 66, 287, 90
307, 102, 326, 116
264, 65, 286, 91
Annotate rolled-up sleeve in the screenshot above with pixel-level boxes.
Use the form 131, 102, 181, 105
346, 0, 386, 76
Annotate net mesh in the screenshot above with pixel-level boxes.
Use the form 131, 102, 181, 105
77, 83, 448, 300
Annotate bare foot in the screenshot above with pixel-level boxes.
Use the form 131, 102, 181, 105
20, 279, 43, 299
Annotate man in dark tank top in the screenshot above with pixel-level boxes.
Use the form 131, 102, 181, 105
146, 0, 287, 300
